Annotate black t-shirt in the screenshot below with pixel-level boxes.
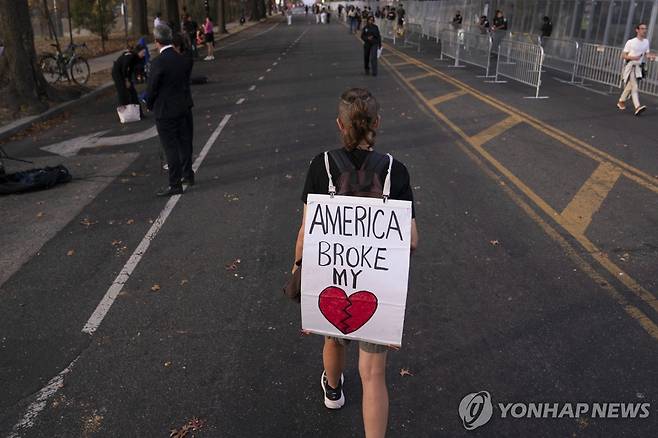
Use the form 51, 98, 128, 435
301, 149, 415, 218
493, 16, 508, 30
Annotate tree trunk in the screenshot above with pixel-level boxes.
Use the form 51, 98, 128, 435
164, 0, 180, 31
130, 0, 149, 36
216, 0, 227, 33
0, 0, 52, 113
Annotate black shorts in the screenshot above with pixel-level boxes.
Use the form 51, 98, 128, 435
205, 32, 215, 44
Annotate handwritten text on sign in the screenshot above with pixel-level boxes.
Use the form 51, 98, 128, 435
301, 194, 412, 346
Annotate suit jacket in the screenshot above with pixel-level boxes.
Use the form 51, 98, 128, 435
146, 47, 194, 120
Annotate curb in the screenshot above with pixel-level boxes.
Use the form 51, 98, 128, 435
0, 17, 274, 144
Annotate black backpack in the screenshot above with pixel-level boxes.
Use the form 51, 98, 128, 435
324, 148, 393, 199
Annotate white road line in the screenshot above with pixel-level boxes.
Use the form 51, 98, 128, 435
81, 114, 232, 335
249, 85, 256, 91
273, 62, 278, 66
258, 76, 264, 81
236, 98, 246, 105
266, 68, 271, 72
7, 356, 80, 438
215, 23, 280, 52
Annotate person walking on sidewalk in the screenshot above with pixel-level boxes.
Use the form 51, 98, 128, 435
294, 87, 419, 438
111, 44, 146, 117
146, 25, 195, 197
618, 23, 656, 116
361, 16, 382, 77
203, 16, 215, 61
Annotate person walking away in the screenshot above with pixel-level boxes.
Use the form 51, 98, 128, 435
154, 12, 163, 29
203, 16, 215, 61
338, 4, 343, 20
326, 5, 331, 24
294, 87, 419, 438
305, 5, 309, 15
182, 14, 198, 58
146, 25, 195, 197
286, 6, 293, 26
540, 16, 552, 38
112, 44, 146, 118
618, 23, 656, 116
362, 16, 382, 76
397, 4, 406, 31
348, 7, 357, 33
452, 10, 463, 30
315, 4, 321, 24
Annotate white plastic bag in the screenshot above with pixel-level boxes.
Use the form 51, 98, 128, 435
377, 47, 383, 59
117, 104, 141, 123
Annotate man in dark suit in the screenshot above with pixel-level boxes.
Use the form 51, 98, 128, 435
146, 25, 195, 197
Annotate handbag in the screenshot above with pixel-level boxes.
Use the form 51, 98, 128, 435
283, 259, 302, 302
117, 104, 141, 123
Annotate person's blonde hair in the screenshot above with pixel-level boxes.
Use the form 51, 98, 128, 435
337, 88, 380, 151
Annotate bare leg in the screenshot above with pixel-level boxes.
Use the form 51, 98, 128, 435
359, 349, 388, 438
323, 338, 346, 388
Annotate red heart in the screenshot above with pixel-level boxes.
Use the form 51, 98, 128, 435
318, 287, 378, 334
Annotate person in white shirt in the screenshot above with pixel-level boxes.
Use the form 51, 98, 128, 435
154, 12, 163, 30
618, 22, 656, 116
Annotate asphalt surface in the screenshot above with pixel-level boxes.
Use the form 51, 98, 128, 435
1, 15, 657, 437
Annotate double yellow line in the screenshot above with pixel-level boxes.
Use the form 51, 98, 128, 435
380, 43, 658, 340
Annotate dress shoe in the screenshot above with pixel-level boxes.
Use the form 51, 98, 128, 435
156, 186, 183, 197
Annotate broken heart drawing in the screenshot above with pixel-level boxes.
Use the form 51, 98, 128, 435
318, 286, 378, 334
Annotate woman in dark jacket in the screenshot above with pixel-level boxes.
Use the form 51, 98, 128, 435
111, 44, 146, 109
361, 16, 382, 76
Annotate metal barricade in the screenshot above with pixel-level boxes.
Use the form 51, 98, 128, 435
404, 23, 423, 52
638, 59, 658, 97
378, 18, 396, 44
439, 29, 463, 67
540, 37, 580, 83
459, 31, 494, 77
491, 40, 547, 99
575, 43, 624, 89
422, 18, 440, 43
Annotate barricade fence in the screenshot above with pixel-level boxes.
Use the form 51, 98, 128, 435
638, 59, 658, 97
492, 40, 547, 99
404, 23, 423, 52
459, 31, 494, 77
575, 43, 625, 90
540, 37, 580, 83
439, 30, 462, 67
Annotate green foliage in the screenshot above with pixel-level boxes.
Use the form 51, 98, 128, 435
70, 0, 120, 41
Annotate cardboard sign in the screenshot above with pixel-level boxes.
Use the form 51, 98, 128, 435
301, 194, 412, 347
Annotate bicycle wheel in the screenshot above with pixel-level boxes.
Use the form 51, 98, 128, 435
70, 57, 90, 86
40, 54, 61, 84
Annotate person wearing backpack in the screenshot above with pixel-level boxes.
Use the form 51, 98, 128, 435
293, 88, 419, 438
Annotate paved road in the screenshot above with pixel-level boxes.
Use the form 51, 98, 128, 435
1, 16, 657, 437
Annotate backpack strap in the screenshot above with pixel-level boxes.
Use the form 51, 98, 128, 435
323, 151, 336, 197
382, 154, 393, 201
328, 149, 356, 174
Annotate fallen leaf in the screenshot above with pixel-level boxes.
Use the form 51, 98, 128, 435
489, 240, 500, 246
36, 212, 44, 218
67, 249, 75, 256
169, 417, 206, 438
164, 361, 172, 367
151, 284, 161, 292
180, 279, 189, 286
126, 219, 135, 225
399, 368, 414, 377
225, 258, 241, 271
80, 218, 98, 227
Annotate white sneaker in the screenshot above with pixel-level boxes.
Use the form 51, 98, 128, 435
320, 371, 345, 409
204, 56, 212, 61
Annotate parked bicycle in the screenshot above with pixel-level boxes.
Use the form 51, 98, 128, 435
39, 42, 90, 86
